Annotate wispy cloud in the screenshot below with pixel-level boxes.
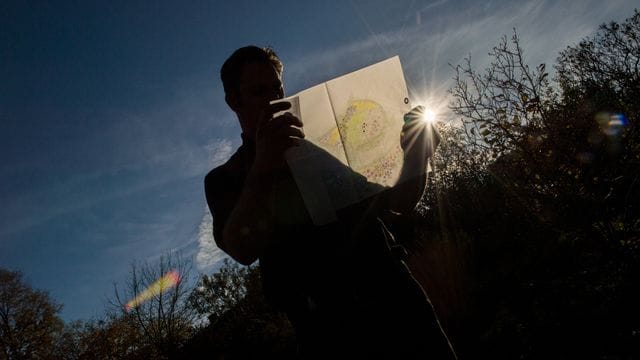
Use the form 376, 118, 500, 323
194, 138, 234, 272
195, 210, 228, 272
0, 98, 236, 239
286, 0, 635, 108
204, 139, 234, 169
100, 137, 234, 258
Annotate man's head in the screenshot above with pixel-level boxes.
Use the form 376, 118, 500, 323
220, 46, 285, 136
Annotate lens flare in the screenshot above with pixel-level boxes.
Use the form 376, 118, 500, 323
596, 112, 628, 136
124, 270, 181, 312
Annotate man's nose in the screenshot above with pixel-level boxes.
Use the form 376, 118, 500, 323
268, 92, 283, 102
271, 86, 284, 101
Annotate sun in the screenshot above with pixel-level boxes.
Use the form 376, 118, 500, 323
422, 108, 436, 123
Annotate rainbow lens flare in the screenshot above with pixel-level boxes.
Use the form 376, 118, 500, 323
124, 270, 181, 311
596, 112, 629, 136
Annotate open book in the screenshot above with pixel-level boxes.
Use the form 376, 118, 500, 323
274, 56, 412, 225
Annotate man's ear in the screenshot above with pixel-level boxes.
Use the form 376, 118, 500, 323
225, 92, 241, 112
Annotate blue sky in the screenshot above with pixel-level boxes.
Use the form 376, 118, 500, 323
1, 1, 636, 322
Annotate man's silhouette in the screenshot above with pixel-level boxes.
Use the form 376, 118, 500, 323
205, 45, 456, 358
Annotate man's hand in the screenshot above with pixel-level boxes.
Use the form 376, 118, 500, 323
253, 101, 305, 174
222, 101, 303, 265
400, 105, 441, 171
383, 105, 441, 215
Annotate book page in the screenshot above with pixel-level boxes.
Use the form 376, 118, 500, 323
277, 56, 411, 225
286, 84, 348, 166
281, 84, 359, 225
326, 56, 410, 197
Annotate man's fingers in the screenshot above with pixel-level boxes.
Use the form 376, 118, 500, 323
268, 101, 292, 117
404, 105, 425, 123
257, 101, 292, 128
278, 124, 305, 139
272, 113, 303, 128
259, 114, 302, 135
257, 114, 304, 148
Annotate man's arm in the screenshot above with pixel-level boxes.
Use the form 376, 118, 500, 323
218, 169, 278, 265
215, 102, 304, 265
383, 106, 441, 214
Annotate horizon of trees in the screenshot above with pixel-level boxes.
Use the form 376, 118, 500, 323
2, 9, 638, 359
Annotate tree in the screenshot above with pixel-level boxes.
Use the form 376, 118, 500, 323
51, 320, 86, 360
52, 316, 149, 360
0, 268, 63, 360
187, 259, 251, 324
450, 30, 556, 162
557, 9, 640, 108
182, 259, 295, 358
112, 252, 196, 359
554, 9, 640, 238
443, 9, 639, 359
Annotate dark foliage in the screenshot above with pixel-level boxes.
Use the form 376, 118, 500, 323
179, 260, 296, 359
0, 269, 63, 360
426, 9, 640, 359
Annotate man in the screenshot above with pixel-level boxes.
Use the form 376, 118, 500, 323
205, 46, 456, 358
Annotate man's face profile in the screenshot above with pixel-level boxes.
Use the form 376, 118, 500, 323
233, 61, 284, 135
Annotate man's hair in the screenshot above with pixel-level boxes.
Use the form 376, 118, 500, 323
220, 46, 283, 95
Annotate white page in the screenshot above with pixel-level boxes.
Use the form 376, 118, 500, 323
284, 83, 349, 166
276, 56, 411, 225
280, 84, 355, 224
326, 56, 410, 194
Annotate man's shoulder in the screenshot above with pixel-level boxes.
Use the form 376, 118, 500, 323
204, 160, 235, 205
204, 147, 246, 189
205, 164, 226, 186
204, 161, 231, 191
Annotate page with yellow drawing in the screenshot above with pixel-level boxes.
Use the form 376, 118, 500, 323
279, 56, 410, 225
